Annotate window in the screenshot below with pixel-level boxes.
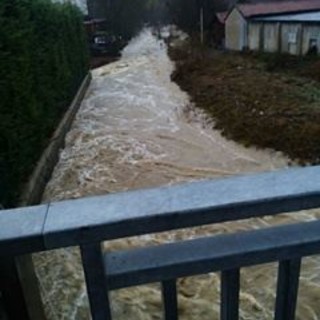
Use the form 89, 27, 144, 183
288, 31, 297, 44
309, 38, 318, 49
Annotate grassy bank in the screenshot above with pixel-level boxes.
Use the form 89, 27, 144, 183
169, 42, 320, 164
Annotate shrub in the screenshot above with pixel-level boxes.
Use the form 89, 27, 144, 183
0, 0, 89, 207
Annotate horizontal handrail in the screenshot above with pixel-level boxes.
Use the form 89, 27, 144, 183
0, 165, 320, 257
1, 165, 320, 320
104, 219, 320, 290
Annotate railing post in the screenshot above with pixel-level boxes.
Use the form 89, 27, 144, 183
0, 255, 46, 320
274, 259, 301, 320
80, 243, 112, 320
161, 280, 178, 320
221, 269, 240, 320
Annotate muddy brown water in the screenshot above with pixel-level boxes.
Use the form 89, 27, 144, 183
34, 29, 320, 320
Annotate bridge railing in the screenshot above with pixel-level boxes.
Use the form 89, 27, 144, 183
1, 166, 320, 320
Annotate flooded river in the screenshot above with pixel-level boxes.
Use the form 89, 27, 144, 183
34, 29, 320, 320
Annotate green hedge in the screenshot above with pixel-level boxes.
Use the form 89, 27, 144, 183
0, 0, 89, 207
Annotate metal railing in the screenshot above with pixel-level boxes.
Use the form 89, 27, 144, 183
1, 166, 320, 320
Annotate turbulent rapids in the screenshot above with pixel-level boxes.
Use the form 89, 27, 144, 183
34, 29, 320, 320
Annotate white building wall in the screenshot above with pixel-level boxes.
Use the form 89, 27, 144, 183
281, 23, 302, 55
248, 22, 261, 51
263, 23, 280, 52
227, 8, 320, 55
225, 8, 248, 50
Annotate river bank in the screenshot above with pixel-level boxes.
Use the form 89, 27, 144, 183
169, 40, 320, 164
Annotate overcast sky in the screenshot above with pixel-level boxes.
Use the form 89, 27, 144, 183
53, 0, 88, 14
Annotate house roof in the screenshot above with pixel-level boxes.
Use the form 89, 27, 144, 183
253, 10, 320, 21
238, 0, 320, 18
217, 0, 320, 22
217, 11, 229, 23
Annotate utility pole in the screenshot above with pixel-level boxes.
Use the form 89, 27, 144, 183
200, 6, 204, 44
197, 0, 204, 45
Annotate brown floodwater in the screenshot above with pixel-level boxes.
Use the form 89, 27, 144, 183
34, 28, 320, 320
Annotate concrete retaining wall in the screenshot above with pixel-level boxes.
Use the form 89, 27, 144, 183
20, 73, 92, 206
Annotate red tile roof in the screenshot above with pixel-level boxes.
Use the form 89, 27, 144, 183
217, 11, 228, 23
238, 0, 320, 18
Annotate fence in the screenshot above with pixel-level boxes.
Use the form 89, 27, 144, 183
1, 166, 320, 319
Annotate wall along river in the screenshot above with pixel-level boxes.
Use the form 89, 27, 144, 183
34, 29, 320, 320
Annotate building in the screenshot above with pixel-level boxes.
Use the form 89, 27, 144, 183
222, 0, 320, 55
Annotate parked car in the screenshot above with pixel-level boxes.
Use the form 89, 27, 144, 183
90, 32, 124, 56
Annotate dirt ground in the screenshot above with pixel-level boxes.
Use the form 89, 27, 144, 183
169, 42, 320, 164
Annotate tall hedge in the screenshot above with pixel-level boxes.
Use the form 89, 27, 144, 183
0, 0, 89, 207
